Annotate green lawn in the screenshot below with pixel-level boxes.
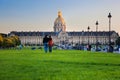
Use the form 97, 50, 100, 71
0, 49, 120, 80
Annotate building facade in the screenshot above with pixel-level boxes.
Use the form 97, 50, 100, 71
10, 11, 119, 46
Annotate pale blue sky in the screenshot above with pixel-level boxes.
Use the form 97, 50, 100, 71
0, 0, 120, 34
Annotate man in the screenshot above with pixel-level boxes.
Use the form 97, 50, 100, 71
43, 35, 49, 53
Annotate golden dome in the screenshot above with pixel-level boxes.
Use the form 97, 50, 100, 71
54, 11, 65, 25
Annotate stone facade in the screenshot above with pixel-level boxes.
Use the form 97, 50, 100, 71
9, 11, 119, 45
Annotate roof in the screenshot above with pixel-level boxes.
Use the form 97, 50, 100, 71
9, 31, 119, 37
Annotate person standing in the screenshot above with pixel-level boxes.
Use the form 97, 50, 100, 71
48, 36, 53, 53
43, 35, 49, 53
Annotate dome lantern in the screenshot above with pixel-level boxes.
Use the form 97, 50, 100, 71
58, 11, 62, 17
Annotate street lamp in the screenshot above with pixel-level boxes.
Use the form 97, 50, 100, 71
96, 21, 99, 51
87, 26, 90, 45
108, 13, 112, 52
72, 36, 73, 46
82, 30, 84, 45
81, 30, 84, 50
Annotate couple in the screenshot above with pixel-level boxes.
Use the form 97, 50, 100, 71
43, 35, 53, 53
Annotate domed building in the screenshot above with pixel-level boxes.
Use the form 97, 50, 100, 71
9, 11, 119, 46
54, 11, 66, 32
54, 11, 69, 45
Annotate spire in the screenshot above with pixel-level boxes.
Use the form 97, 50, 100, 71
58, 11, 62, 17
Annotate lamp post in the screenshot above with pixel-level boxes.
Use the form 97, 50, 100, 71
82, 30, 84, 50
87, 26, 90, 45
72, 36, 73, 47
87, 26, 90, 51
108, 13, 112, 52
82, 30, 84, 45
96, 21, 99, 51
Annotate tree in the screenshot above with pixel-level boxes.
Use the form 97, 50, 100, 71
3, 38, 11, 48
0, 34, 3, 47
116, 37, 120, 46
0, 35, 21, 48
11, 36, 21, 46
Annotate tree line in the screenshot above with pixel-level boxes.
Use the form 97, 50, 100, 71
0, 34, 21, 48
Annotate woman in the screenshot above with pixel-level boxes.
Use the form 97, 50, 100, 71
48, 36, 53, 53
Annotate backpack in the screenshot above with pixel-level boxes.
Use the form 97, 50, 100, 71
48, 40, 53, 46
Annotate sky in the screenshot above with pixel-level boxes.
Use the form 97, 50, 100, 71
0, 0, 120, 35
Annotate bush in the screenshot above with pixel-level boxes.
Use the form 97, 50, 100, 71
0, 35, 21, 48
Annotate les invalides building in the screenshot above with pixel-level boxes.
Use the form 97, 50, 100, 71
10, 11, 119, 46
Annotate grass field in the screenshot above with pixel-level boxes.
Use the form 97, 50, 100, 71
0, 48, 120, 80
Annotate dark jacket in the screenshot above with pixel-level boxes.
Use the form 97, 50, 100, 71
43, 36, 49, 43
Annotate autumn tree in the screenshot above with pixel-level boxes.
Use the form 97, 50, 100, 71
11, 36, 21, 46
0, 34, 3, 47
1, 35, 21, 48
